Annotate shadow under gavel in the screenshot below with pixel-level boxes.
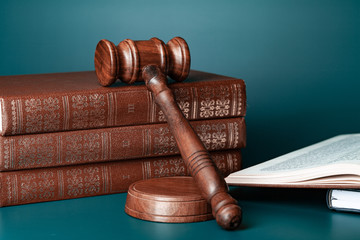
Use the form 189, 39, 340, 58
94, 37, 242, 230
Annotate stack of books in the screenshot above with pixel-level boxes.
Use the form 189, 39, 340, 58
0, 70, 247, 207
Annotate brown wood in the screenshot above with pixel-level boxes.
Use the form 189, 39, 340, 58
94, 37, 190, 86
125, 177, 213, 223
94, 37, 242, 230
142, 65, 242, 230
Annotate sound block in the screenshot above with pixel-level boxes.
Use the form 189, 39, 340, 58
125, 176, 213, 223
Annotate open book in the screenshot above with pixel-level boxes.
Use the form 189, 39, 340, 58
225, 134, 360, 188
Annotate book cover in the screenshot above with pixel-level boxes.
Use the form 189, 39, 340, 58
0, 117, 246, 171
0, 149, 241, 207
327, 189, 360, 213
0, 70, 246, 136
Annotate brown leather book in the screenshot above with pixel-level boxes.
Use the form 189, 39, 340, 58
0, 149, 241, 207
0, 117, 245, 171
0, 70, 246, 136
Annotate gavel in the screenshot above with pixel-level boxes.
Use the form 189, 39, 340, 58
95, 37, 190, 86
94, 37, 242, 230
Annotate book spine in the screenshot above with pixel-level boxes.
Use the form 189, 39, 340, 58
0, 118, 245, 171
327, 189, 360, 213
1, 79, 246, 136
0, 150, 241, 207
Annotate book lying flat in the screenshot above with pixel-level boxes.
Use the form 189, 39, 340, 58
0, 117, 245, 171
226, 134, 360, 188
0, 150, 241, 207
0, 70, 246, 136
327, 189, 360, 213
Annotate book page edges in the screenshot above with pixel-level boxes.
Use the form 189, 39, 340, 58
226, 163, 360, 185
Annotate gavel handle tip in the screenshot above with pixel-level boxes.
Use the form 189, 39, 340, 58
216, 204, 242, 230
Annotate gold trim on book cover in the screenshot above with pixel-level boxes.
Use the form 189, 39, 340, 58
227, 153, 234, 173
106, 92, 115, 126
147, 90, 153, 123
143, 128, 152, 156
0, 98, 3, 134
3, 139, 15, 170
236, 83, 243, 116
102, 165, 110, 194
113, 92, 119, 125
57, 135, 62, 165
191, 87, 198, 119
11, 99, 22, 135
58, 170, 64, 198
231, 84, 238, 116
143, 161, 152, 179
102, 132, 109, 161
62, 96, 70, 130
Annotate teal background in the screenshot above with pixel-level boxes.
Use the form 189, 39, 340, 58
1, 1, 360, 239
1, 0, 360, 166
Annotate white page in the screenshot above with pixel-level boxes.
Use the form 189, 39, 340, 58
226, 134, 360, 184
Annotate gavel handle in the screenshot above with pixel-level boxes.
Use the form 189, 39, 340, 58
143, 65, 242, 230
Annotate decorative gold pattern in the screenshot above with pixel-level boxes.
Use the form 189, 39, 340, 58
158, 88, 191, 121
196, 123, 228, 150
65, 167, 100, 197
6, 175, 16, 205
1, 119, 242, 170
169, 158, 186, 176
2, 151, 240, 206
199, 85, 231, 118
153, 160, 170, 177
152, 157, 186, 178
18, 136, 55, 168
11, 100, 21, 134
65, 133, 101, 164
213, 154, 226, 173
211, 124, 227, 149
19, 172, 55, 202
24, 97, 61, 134
200, 99, 215, 118
153, 127, 177, 154
71, 94, 106, 129
6, 80, 244, 135
3, 139, 13, 169
236, 84, 243, 116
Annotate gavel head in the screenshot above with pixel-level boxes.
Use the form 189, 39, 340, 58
94, 37, 191, 86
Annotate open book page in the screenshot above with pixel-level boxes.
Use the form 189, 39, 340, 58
226, 134, 360, 187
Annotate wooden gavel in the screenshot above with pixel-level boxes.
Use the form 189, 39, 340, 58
94, 37, 242, 230
95, 37, 190, 86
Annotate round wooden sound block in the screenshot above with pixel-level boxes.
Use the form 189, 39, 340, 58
125, 177, 213, 223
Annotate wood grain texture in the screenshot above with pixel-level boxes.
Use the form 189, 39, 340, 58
125, 177, 213, 223
94, 37, 190, 86
143, 65, 242, 230
94, 37, 243, 230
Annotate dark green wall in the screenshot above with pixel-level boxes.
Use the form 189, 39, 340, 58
1, 0, 359, 166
